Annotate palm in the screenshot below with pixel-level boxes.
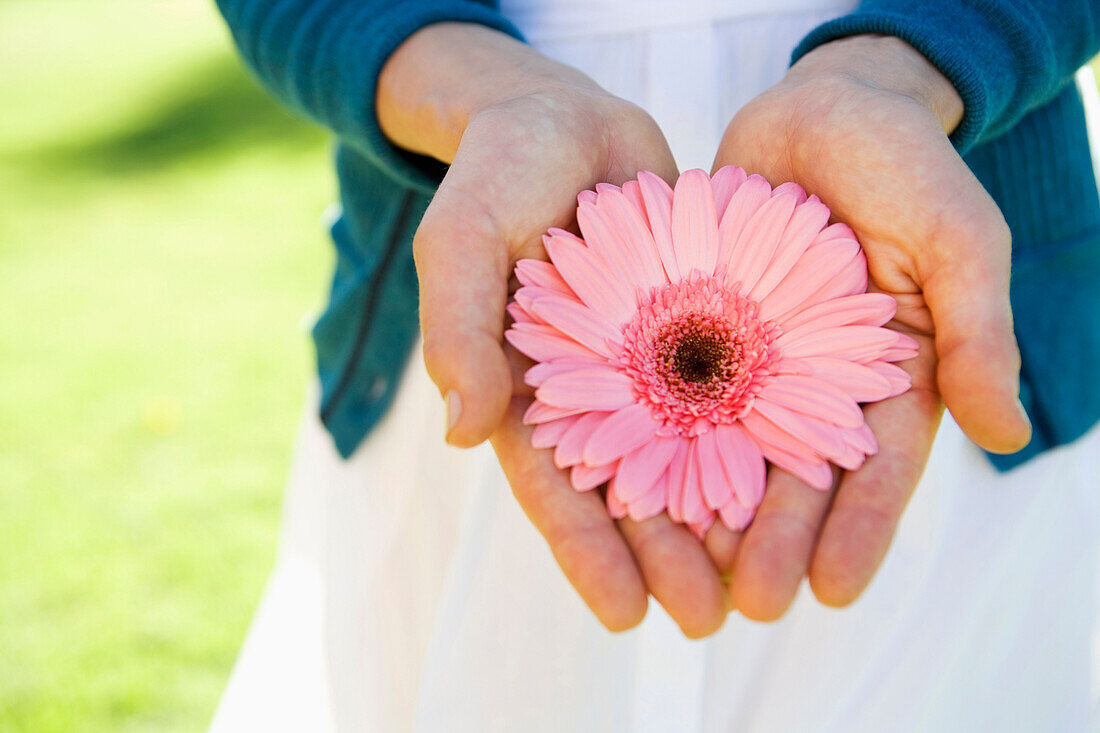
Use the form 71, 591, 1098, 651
708, 74, 1028, 617
416, 90, 735, 635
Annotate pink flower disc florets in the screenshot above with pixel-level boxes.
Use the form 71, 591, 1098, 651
618, 276, 780, 438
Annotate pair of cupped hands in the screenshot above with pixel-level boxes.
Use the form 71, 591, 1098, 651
378, 24, 1032, 637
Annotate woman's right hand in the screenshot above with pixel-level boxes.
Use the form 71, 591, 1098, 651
379, 23, 733, 636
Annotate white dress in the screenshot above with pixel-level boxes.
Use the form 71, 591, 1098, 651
211, 1, 1100, 730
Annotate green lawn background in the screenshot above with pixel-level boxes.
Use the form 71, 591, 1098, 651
1, 1, 331, 730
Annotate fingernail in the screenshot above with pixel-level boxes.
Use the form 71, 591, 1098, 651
1016, 397, 1033, 431
445, 390, 462, 438
1015, 397, 1031, 423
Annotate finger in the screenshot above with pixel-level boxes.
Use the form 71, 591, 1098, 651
728, 469, 835, 622
809, 343, 943, 606
415, 187, 513, 447
491, 397, 648, 631
921, 204, 1031, 453
618, 515, 730, 638
704, 523, 742, 580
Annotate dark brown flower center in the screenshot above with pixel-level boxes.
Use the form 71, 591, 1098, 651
672, 333, 729, 384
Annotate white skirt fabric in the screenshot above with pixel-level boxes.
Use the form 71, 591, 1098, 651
211, 3, 1100, 731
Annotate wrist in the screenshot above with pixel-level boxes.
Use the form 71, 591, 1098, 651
377, 23, 599, 163
788, 35, 964, 135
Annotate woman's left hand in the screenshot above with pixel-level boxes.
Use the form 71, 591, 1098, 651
707, 35, 1032, 620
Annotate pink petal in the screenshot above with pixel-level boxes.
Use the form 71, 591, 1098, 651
531, 415, 579, 449
687, 514, 715, 540
726, 192, 799, 293
572, 461, 616, 491
513, 284, 578, 309
623, 472, 669, 522
505, 324, 603, 363
507, 300, 540, 326
525, 292, 621, 356
606, 485, 629, 518
756, 438, 834, 491
777, 325, 901, 362
832, 443, 867, 471
757, 375, 864, 429
576, 201, 651, 290
577, 200, 647, 287
711, 165, 748, 224
578, 189, 598, 206
537, 368, 636, 411
740, 409, 805, 455
695, 429, 735, 510
680, 439, 712, 523
664, 442, 690, 523
524, 359, 607, 389
815, 222, 856, 243
878, 347, 920, 363
543, 231, 635, 324
773, 357, 816, 377
718, 499, 755, 531
597, 187, 667, 290
747, 196, 832, 301
779, 292, 897, 332
714, 423, 766, 510
554, 412, 611, 468
621, 179, 646, 215
895, 332, 920, 350
615, 435, 680, 502
866, 361, 912, 396
800, 357, 894, 403
717, 174, 772, 270
637, 170, 680, 281
595, 182, 621, 196
874, 334, 920, 364
844, 422, 879, 455
512, 287, 566, 326
671, 169, 719, 277
582, 403, 659, 466
772, 180, 808, 204
797, 250, 869, 308
514, 258, 575, 296
756, 238, 861, 321
749, 400, 845, 458
523, 400, 588, 425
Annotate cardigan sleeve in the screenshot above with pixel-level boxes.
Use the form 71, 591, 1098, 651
791, 1, 1100, 154
214, 0, 524, 193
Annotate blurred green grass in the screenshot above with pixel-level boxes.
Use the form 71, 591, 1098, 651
0, 1, 332, 730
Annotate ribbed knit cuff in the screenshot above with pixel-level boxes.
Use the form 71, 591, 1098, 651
790, 3, 1036, 154
337, 2, 525, 193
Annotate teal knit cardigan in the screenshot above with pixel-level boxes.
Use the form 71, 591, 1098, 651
215, 0, 1100, 469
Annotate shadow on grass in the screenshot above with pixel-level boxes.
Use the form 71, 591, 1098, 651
28, 55, 326, 175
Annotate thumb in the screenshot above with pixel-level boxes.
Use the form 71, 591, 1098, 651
414, 188, 513, 448
920, 210, 1031, 453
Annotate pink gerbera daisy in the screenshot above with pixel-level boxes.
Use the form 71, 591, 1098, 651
505, 167, 916, 537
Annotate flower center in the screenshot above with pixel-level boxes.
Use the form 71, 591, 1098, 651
672, 333, 729, 384
616, 276, 781, 437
